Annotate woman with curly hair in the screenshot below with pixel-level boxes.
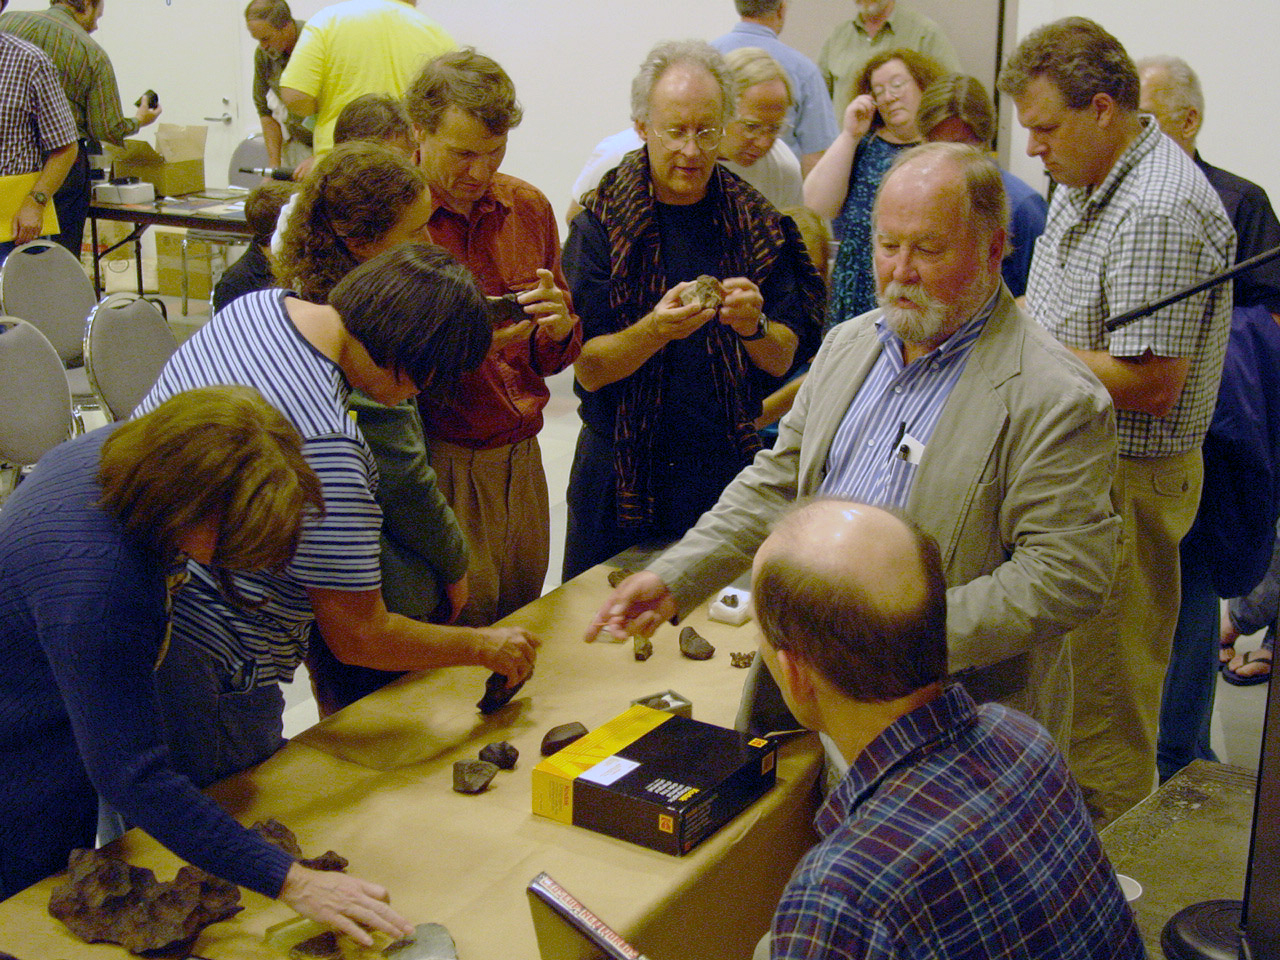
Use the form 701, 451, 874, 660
804, 48, 945, 332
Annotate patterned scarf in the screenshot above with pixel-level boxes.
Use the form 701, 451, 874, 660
584, 147, 825, 528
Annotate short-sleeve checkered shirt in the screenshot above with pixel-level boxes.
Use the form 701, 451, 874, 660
1026, 118, 1234, 457
770, 685, 1146, 959
0, 31, 76, 177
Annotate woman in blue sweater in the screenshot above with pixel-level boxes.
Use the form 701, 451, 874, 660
0, 385, 412, 947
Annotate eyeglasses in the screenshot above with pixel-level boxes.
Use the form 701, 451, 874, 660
651, 124, 723, 152
733, 117, 792, 140
871, 76, 914, 102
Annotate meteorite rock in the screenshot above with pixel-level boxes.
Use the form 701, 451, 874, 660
477, 670, 528, 714
484, 292, 526, 328
48, 848, 241, 954
541, 721, 588, 756
453, 759, 499, 794
607, 567, 635, 588
633, 635, 653, 661
720, 592, 739, 608
291, 930, 341, 959
679, 626, 715, 660
730, 651, 756, 669
479, 740, 519, 770
251, 818, 348, 872
679, 274, 723, 311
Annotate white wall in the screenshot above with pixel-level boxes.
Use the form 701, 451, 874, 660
10, 0, 1277, 213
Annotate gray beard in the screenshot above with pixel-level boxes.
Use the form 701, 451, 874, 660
877, 281, 951, 344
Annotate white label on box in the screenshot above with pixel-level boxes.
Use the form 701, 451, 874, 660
580, 755, 640, 787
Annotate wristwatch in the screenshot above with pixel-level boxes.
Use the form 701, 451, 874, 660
739, 313, 769, 341
29, 190, 48, 205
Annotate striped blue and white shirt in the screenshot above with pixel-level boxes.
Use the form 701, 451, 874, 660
134, 288, 382, 687
820, 293, 997, 509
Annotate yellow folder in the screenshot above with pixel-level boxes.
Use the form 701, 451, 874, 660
0, 172, 60, 243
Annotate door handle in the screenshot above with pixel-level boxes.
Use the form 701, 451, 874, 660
203, 113, 232, 123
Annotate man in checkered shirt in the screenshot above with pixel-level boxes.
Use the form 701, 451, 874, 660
0, 0, 77, 257
753, 499, 1143, 960
999, 17, 1234, 825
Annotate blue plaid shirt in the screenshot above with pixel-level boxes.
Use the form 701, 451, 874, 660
771, 685, 1146, 959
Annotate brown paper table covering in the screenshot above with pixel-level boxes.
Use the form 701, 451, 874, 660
0, 562, 822, 960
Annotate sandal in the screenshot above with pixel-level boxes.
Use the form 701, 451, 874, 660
1220, 635, 1237, 666
1222, 645, 1273, 687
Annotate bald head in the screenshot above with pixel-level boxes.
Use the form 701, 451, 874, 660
753, 500, 947, 702
1137, 57, 1202, 157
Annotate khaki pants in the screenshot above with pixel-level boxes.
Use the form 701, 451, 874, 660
1068, 449, 1203, 825
428, 436, 550, 627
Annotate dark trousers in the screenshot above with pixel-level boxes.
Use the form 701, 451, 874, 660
51, 147, 90, 256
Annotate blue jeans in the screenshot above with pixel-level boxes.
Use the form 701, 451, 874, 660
1157, 535, 1220, 782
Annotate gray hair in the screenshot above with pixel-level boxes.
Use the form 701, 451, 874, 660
735, 0, 783, 17
875, 142, 1011, 237
244, 0, 291, 28
724, 46, 794, 106
1136, 55, 1204, 118
630, 40, 737, 126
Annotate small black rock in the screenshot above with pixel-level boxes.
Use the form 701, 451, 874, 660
721, 593, 739, 608
479, 741, 519, 770
679, 626, 715, 661
541, 721, 588, 756
477, 670, 528, 714
730, 650, 756, 669
607, 567, 634, 588
633, 635, 653, 661
452, 760, 499, 794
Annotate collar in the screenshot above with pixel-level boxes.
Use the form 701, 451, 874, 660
49, 3, 88, 33
815, 683, 978, 837
855, 4, 901, 35
428, 173, 514, 222
735, 21, 779, 39
1073, 115, 1160, 211
874, 285, 1000, 364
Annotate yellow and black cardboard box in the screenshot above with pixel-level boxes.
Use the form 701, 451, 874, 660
532, 704, 776, 856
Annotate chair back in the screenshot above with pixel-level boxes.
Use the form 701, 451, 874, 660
83, 293, 179, 420
228, 134, 271, 188
0, 239, 97, 365
0, 316, 72, 466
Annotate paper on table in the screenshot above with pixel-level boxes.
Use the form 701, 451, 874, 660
0, 172, 60, 242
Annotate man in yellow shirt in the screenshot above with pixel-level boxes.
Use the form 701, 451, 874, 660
278, 0, 454, 157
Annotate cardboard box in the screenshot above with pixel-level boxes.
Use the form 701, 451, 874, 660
532, 705, 776, 856
112, 124, 206, 197
155, 228, 211, 299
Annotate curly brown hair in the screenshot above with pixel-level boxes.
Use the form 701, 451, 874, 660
273, 141, 426, 302
854, 48, 947, 132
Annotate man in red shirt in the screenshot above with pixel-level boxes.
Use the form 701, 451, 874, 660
405, 48, 581, 626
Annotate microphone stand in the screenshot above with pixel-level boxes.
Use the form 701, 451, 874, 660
1103, 245, 1280, 333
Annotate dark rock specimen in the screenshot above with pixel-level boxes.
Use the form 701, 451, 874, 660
251, 818, 347, 872
720, 592, 739, 608
541, 721, 588, 756
678, 274, 724, 311
453, 759, 499, 794
484, 292, 525, 328
476, 670, 528, 714
679, 626, 715, 660
479, 740, 519, 770
291, 930, 340, 959
730, 651, 756, 669
606, 567, 634, 588
633, 635, 653, 661
48, 848, 241, 954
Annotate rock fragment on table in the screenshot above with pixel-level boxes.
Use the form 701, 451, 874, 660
679, 626, 715, 660
479, 740, 519, 770
48, 848, 241, 954
633, 635, 653, 661
606, 567, 635, 588
730, 651, 756, 669
476, 670, 528, 714
251, 818, 348, 872
386, 922, 459, 959
541, 721, 588, 756
678, 274, 723, 311
453, 759, 499, 794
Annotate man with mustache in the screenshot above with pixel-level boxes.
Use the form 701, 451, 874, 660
589, 143, 1119, 750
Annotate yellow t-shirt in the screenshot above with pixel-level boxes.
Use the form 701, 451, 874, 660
279, 0, 455, 156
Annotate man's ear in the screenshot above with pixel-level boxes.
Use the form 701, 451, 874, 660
1181, 105, 1202, 142
1091, 92, 1118, 128
774, 647, 818, 711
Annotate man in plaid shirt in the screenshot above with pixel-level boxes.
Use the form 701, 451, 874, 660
0, 0, 77, 257
999, 17, 1234, 825
753, 500, 1144, 960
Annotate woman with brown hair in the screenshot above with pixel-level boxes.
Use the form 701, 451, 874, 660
804, 48, 944, 331
0, 386, 412, 946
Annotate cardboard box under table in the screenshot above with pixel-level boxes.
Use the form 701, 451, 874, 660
0, 560, 822, 960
